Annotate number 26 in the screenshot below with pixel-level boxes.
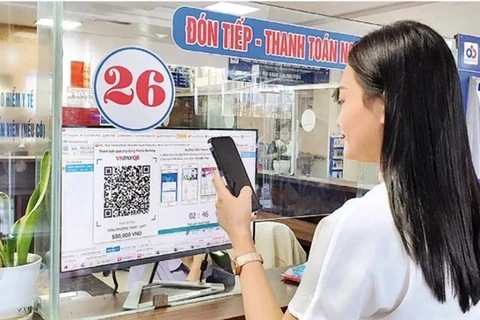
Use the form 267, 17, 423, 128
103, 65, 166, 107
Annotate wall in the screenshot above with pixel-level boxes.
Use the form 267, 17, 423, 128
297, 89, 330, 156
311, 19, 379, 37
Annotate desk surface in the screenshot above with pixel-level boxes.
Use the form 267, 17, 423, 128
53, 267, 297, 320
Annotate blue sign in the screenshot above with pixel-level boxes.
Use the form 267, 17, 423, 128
458, 34, 480, 72
457, 34, 480, 112
228, 57, 330, 85
328, 135, 344, 180
169, 66, 192, 89
172, 6, 360, 70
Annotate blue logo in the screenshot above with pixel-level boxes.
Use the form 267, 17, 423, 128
466, 44, 477, 59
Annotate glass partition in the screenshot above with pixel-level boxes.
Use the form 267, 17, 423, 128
0, 1, 402, 318
0, 1, 58, 319
50, 3, 383, 317
0, 2, 465, 319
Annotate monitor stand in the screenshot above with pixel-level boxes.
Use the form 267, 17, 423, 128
123, 251, 235, 310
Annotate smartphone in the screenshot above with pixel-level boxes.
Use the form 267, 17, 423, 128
201, 165, 217, 203
160, 165, 178, 207
181, 164, 199, 205
208, 136, 261, 212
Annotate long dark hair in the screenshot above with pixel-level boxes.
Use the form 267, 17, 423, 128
349, 20, 480, 312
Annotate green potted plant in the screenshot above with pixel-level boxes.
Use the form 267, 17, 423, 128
0, 150, 51, 320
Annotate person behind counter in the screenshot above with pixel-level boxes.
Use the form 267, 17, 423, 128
125, 255, 212, 291
270, 124, 293, 159
266, 124, 294, 174
212, 21, 480, 319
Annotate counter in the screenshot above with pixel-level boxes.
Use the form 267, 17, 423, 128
256, 170, 375, 217
259, 169, 374, 194
38, 267, 296, 320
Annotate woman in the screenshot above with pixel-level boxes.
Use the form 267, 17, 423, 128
126, 255, 212, 291
267, 123, 294, 173
213, 20, 480, 319
272, 123, 293, 158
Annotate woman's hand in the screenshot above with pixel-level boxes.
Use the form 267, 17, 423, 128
212, 172, 256, 246
183, 254, 212, 282
182, 254, 211, 271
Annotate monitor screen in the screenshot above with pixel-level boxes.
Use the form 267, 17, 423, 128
60, 127, 257, 273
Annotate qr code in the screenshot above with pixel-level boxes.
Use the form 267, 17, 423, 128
103, 165, 151, 218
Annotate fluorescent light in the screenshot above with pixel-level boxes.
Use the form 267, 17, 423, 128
205, 2, 260, 15
13, 31, 37, 39
62, 20, 82, 30
35, 18, 81, 31
156, 33, 168, 39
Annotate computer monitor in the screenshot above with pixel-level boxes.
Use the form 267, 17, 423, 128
60, 126, 258, 276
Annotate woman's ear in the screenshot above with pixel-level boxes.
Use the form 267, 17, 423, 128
372, 96, 385, 124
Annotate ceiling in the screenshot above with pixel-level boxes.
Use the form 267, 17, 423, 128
263, 1, 431, 20
0, 1, 329, 43
265, 1, 479, 38
0, 1, 478, 43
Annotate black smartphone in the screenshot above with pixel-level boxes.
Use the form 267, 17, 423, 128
208, 136, 262, 212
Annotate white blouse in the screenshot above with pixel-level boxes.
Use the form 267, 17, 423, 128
288, 183, 480, 319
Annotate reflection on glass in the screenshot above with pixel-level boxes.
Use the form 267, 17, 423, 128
269, 122, 293, 175
0, 1, 55, 319
0, 1, 387, 318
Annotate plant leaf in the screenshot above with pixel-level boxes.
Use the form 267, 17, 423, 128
0, 234, 15, 267
0, 247, 5, 268
14, 207, 41, 265
12, 187, 39, 240
14, 150, 51, 266
43, 176, 51, 219
4, 235, 15, 267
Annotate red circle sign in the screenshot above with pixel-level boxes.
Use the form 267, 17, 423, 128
93, 46, 175, 132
